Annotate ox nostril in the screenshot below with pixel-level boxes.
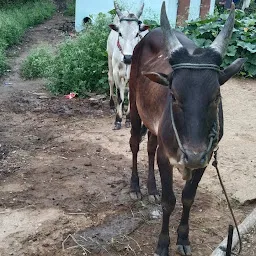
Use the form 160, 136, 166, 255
200, 153, 207, 165
184, 150, 208, 169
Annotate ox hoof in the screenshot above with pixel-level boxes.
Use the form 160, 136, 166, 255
125, 120, 131, 128
154, 248, 169, 256
130, 191, 142, 200
110, 109, 116, 115
176, 245, 192, 255
148, 194, 161, 204
113, 122, 121, 130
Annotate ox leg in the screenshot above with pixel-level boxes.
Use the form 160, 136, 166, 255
129, 105, 142, 200
147, 131, 160, 203
155, 147, 176, 256
114, 83, 125, 130
108, 56, 115, 111
176, 168, 205, 256
125, 87, 131, 128
109, 80, 115, 111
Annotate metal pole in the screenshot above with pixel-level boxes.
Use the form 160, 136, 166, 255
226, 225, 234, 256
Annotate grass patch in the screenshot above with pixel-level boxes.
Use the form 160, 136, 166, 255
21, 46, 54, 79
0, 0, 56, 76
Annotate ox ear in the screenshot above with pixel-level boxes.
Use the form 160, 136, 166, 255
139, 24, 150, 32
219, 58, 247, 85
142, 71, 170, 86
109, 24, 118, 32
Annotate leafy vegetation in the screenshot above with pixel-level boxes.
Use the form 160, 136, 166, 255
0, 0, 38, 7
21, 6, 255, 96
0, 49, 7, 76
47, 13, 111, 96
0, 0, 56, 75
21, 46, 54, 79
63, 0, 75, 16
183, 9, 256, 77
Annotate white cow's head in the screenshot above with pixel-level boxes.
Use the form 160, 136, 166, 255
109, 1, 149, 64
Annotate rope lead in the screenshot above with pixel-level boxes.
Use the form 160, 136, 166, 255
212, 149, 242, 256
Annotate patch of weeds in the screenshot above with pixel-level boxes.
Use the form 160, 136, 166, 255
21, 46, 54, 79
183, 9, 256, 77
0, 0, 56, 76
64, 0, 75, 16
0, 49, 7, 76
47, 13, 111, 96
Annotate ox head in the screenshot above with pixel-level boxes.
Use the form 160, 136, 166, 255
144, 2, 246, 174
109, 1, 149, 64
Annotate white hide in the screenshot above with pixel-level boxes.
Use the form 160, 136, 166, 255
107, 12, 148, 123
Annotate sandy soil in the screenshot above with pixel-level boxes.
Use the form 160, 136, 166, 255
0, 13, 255, 256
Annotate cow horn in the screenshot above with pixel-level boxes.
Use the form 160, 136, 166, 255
160, 1, 183, 57
114, 1, 123, 19
210, 3, 235, 57
137, 2, 144, 19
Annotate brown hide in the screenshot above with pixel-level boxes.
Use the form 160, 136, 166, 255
130, 29, 170, 136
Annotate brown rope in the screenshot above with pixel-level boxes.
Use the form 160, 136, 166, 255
212, 148, 242, 255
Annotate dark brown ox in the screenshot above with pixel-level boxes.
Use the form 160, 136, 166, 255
129, 2, 246, 256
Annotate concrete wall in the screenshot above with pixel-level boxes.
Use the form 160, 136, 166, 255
75, 0, 215, 32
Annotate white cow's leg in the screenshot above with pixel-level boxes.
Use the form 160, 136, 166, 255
108, 56, 115, 110
125, 86, 131, 128
114, 78, 125, 130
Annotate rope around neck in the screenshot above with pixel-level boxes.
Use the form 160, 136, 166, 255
172, 63, 221, 72
212, 149, 242, 255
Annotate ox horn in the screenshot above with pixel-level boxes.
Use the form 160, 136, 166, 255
114, 1, 123, 19
136, 2, 144, 19
160, 1, 183, 57
210, 3, 235, 57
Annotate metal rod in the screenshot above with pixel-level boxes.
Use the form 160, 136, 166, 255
226, 225, 234, 256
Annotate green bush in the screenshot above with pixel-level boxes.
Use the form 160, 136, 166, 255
21, 46, 54, 79
0, 0, 56, 75
0, 0, 37, 7
0, 49, 7, 76
64, 0, 75, 16
47, 13, 111, 96
183, 9, 256, 77
23, 6, 256, 97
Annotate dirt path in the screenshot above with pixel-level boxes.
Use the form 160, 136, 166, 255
0, 14, 255, 256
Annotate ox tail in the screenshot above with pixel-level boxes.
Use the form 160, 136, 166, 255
140, 123, 148, 143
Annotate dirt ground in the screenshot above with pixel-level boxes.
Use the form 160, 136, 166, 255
0, 14, 255, 256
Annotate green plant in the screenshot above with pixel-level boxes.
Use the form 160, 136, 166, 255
143, 19, 159, 30
183, 9, 256, 77
0, 49, 7, 76
0, 0, 56, 75
21, 46, 54, 79
64, 0, 75, 16
47, 13, 111, 96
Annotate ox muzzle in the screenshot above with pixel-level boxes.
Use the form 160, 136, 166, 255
183, 150, 208, 170
123, 55, 132, 65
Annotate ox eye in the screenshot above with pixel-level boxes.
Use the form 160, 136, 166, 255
119, 32, 122, 37
136, 33, 139, 37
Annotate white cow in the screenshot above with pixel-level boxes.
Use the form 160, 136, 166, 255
107, 1, 149, 130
